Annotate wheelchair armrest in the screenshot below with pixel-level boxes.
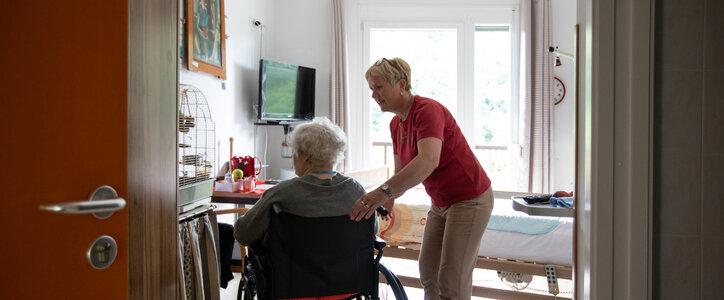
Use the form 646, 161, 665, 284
374, 236, 387, 250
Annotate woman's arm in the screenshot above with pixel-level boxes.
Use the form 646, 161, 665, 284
387, 137, 440, 196
394, 154, 402, 175
350, 137, 441, 221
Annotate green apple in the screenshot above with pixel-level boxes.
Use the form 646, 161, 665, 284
232, 169, 244, 179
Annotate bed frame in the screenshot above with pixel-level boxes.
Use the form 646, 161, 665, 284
345, 166, 573, 300
382, 246, 571, 300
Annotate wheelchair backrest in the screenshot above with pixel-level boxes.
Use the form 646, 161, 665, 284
264, 206, 378, 299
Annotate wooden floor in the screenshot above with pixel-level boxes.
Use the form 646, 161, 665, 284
220, 277, 240, 299
219, 256, 574, 300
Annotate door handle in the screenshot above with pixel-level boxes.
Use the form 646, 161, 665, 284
39, 199, 125, 214
39, 185, 126, 219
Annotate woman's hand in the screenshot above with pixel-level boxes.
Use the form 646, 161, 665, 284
376, 197, 396, 221
350, 189, 391, 221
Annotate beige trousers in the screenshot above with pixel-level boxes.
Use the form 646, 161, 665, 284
418, 188, 494, 300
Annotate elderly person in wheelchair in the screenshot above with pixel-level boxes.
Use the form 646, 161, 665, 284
234, 117, 405, 300
234, 116, 369, 247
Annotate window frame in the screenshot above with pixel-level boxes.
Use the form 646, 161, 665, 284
471, 24, 520, 189
348, 2, 521, 185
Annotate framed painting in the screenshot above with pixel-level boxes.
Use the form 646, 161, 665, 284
186, 0, 226, 79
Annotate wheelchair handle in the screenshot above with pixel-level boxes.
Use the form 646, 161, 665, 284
376, 206, 388, 217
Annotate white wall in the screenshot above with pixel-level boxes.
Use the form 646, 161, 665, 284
552, 0, 577, 192
262, 0, 333, 179
178, 0, 575, 183
179, 0, 332, 180
180, 0, 275, 178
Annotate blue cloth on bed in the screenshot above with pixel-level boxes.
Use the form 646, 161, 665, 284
486, 213, 559, 235
550, 196, 574, 209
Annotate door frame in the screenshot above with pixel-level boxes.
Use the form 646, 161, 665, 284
128, 0, 179, 298
126, 0, 660, 298
577, 0, 654, 299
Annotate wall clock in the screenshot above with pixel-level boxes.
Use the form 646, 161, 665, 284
553, 77, 566, 105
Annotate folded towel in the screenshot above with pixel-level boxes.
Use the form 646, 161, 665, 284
487, 213, 559, 235
550, 197, 574, 209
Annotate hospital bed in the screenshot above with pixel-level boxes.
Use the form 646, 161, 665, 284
345, 167, 574, 299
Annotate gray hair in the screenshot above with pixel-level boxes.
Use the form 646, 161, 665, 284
292, 117, 347, 167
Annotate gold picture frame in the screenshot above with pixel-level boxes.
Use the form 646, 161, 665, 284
186, 0, 226, 79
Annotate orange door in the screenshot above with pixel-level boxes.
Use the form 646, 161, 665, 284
1, 1, 129, 298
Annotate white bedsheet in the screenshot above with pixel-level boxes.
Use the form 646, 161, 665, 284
385, 189, 573, 266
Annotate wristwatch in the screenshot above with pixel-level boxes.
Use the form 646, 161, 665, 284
379, 184, 393, 198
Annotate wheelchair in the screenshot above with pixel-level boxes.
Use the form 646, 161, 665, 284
238, 204, 407, 300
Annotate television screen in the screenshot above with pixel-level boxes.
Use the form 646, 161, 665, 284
258, 59, 315, 122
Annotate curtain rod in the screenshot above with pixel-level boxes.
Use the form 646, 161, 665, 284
179, 204, 216, 222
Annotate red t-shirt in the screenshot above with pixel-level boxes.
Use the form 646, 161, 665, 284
391, 95, 491, 207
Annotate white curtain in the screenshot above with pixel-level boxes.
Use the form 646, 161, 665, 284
330, 0, 351, 172
518, 0, 554, 193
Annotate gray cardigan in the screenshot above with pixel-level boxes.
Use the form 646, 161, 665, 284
234, 173, 371, 246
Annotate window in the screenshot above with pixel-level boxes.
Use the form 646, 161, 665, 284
352, 4, 520, 191
368, 27, 458, 168
473, 26, 513, 189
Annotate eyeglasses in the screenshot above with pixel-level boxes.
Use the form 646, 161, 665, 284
375, 58, 409, 85
375, 57, 403, 74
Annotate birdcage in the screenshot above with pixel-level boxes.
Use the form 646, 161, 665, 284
178, 84, 215, 207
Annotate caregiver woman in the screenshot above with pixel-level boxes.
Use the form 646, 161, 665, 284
349, 57, 493, 300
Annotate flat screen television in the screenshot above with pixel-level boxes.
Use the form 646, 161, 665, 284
258, 59, 315, 122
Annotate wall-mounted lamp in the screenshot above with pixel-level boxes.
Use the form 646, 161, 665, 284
548, 46, 574, 66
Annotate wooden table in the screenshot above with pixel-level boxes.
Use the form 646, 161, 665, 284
210, 191, 262, 205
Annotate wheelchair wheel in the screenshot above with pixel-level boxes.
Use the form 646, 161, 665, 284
240, 272, 255, 300
378, 263, 408, 300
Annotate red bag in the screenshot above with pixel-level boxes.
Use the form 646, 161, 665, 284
230, 155, 261, 178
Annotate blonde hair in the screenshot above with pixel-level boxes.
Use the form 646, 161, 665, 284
365, 57, 412, 92
292, 117, 347, 167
